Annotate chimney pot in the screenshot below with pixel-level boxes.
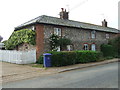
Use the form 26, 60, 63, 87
102, 19, 107, 27
61, 8, 64, 11
60, 8, 69, 20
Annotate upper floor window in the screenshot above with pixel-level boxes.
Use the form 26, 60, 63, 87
91, 31, 96, 39
84, 44, 89, 50
106, 34, 109, 39
54, 28, 61, 36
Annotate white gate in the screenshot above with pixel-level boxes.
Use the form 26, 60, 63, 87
0, 50, 36, 64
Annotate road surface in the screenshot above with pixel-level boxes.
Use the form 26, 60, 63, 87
3, 62, 118, 88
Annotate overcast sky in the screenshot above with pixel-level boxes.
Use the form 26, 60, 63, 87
0, 0, 119, 41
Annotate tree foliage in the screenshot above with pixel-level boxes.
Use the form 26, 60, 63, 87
4, 29, 36, 50
49, 34, 71, 51
108, 36, 120, 57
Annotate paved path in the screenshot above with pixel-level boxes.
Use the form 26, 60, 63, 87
1, 58, 119, 83
3, 62, 118, 88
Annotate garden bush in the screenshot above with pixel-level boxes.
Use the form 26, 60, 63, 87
38, 50, 103, 67
50, 51, 76, 67
76, 50, 103, 63
100, 44, 114, 57
108, 36, 120, 58
37, 55, 43, 64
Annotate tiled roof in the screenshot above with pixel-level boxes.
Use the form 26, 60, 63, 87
15, 15, 119, 33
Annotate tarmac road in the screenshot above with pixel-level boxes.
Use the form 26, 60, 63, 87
3, 62, 118, 88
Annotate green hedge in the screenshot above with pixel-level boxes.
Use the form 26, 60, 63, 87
76, 51, 103, 63
100, 44, 114, 57
38, 51, 103, 67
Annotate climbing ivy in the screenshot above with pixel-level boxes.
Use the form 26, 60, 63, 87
5, 29, 36, 50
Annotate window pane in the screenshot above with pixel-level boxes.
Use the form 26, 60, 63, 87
54, 28, 61, 36
84, 44, 88, 50
67, 45, 71, 51
91, 44, 96, 51
106, 34, 109, 39
91, 31, 96, 38
57, 46, 60, 51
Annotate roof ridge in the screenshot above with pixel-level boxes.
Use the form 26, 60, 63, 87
40, 15, 118, 30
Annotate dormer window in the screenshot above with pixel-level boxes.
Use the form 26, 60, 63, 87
91, 30, 96, 39
54, 28, 61, 36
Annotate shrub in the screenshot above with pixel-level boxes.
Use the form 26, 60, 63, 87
45, 50, 103, 67
37, 55, 43, 64
51, 51, 76, 67
101, 44, 114, 57
49, 34, 71, 51
108, 36, 120, 58
76, 51, 103, 63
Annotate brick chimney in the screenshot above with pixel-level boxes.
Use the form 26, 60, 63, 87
60, 8, 69, 20
102, 19, 107, 27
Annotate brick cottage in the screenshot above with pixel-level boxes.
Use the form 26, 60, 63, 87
14, 8, 119, 59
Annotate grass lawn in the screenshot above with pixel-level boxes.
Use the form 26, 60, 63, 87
32, 64, 44, 68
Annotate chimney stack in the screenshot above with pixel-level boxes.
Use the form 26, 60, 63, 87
60, 8, 69, 20
102, 19, 107, 27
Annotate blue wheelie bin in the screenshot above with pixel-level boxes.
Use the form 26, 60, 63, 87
43, 53, 52, 67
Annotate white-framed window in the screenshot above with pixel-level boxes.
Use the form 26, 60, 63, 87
106, 34, 109, 39
84, 44, 88, 50
54, 28, 61, 36
31, 26, 35, 30
56, 46, 60, 51
91, 30, 96, 39
67, 45, 72, 51
91, 44, 96, 51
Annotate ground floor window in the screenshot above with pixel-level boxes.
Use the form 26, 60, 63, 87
84, 44, 89, 50
67, 45, 72, 51
56, 46, 60, 51
91, 44, 96, 51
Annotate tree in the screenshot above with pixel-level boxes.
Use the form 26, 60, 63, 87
108, 35, 120, 58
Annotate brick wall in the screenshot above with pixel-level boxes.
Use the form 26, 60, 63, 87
35, 24, 44, 60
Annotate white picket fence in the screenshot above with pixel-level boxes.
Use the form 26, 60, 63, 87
0, 50, 36, 64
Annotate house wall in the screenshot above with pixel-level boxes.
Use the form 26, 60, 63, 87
43, 24, 117, 52
16, 43, 36, 51
14, 24, 118, 60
